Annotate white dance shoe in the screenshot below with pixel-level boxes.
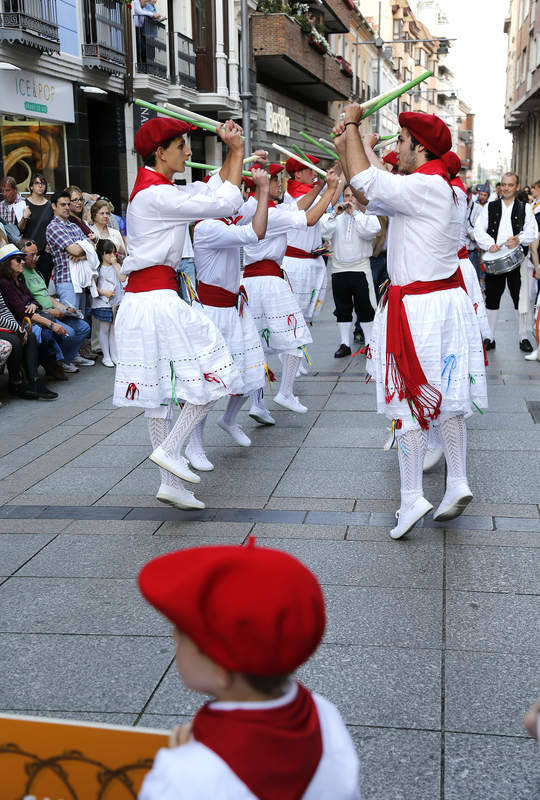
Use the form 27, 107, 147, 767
217, 418, 252, 446
273, 392, 308, 413
390, 497, 433, 540
423, 445, 444, 471
525, 349, 538, 361
297, 361, 309, 376
249, 406, 276, 426
433, 481, 473, 521
149, 446, 201, 483
185, 442, 214, 472
156, 482, 205, 510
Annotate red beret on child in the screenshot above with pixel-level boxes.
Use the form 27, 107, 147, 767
135, 117, 194, 158
242, 162, 284, 189
285, 153, 320, 176
398, 112, 452, 158
138, 540, 326, 675
382, 151, 398, 167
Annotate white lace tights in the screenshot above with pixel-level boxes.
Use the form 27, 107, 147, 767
280, 353, 302, 398
396, 427, 429, 509
435, 414, 467, 489
147, 414, 183, 489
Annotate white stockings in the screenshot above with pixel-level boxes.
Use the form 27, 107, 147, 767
98, 321, 117, 363
160, 400, 216, 458
221, 395, 248, 426
147, 413, 183, 489
396, 427, 429, 510
436, 414, 467, 489
279, 352, 302, 399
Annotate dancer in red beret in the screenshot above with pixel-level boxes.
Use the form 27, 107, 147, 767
333, 109, 487, 539
138, 539, 361, 799
112, 117, 246, 510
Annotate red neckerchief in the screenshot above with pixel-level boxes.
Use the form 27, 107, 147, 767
129, 167, 173, 202
451, 176, 467, 193
192, 682, 322, 800
247, 191, 276, 208
286, 180, 314, 199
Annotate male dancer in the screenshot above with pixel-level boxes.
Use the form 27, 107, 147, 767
243, 162, 339, 415
334, 109, 487, 539
113, 117, 245, 510
187, 168, 270, 470
473, 172, 537, 352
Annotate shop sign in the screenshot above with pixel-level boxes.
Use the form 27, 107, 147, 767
0, 70, 74, 123
265, 102, 290, 137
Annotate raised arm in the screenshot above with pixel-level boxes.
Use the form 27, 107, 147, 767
333, 123, 369, 206
217, 121, 244, 188
250, 168, 270, 240
305, 169, 339, 226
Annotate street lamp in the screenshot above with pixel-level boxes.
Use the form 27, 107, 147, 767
240, 0, 252, 152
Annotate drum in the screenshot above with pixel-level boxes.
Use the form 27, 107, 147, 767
480, 244, 524, 275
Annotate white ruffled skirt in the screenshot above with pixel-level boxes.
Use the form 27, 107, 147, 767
241, 275, 312, 354
367, 286, 488, 432
113, 289, 243, 409
281, 255, 327, 321
199, 303, 266, 395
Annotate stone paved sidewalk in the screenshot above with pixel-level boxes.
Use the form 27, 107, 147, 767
1, 294, 539, 799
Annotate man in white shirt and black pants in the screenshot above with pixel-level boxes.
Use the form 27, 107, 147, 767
321, 186, 380, 357
473, 171, 538, 352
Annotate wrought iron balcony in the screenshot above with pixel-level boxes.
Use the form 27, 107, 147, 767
175, 31, 196, 88
136, 17, 167, 79
82, 0, 125, 74
0, 0, 59, 51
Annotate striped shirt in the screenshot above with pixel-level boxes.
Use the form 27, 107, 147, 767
0, 290, 21, 333
46, 216, 83, 284
0, 194, 25, 226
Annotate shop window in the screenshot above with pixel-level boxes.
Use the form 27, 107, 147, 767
0, 118, 67, 193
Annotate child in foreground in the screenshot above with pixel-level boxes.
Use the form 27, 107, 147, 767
138, 538, 361, 799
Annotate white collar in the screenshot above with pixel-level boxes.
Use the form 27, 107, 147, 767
208, 679, 298, 711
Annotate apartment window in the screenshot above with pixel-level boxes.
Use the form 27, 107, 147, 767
521, 47, 528, 83
393, 19, 402, 40
404, 67, 412, 83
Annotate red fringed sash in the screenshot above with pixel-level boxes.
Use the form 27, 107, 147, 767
125, 265, 177, 293
243, 260, 283, 279
197, 282, 247, 308
285, 245, 313, 259
385, 269, 467, 430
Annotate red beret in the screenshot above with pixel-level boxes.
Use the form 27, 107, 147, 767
398, 112, 452, 157
285, 153, 320, 176
441, 151, 461, 179
135, 117, 194, 158
138, 541, 326, 675
383, 151, 399, 167
242, 162, 284, 189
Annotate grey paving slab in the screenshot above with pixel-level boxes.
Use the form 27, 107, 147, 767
466, 411, 535, 430
0, 504, 46, 518
109, 464, 283, 497
276, 468, 402, 499
144, 663, 209, 716
313, 410, 388, 429
447, 528, 540, 547
252, 522, 346, 539
66, 445, 150, 470
297, 644, 441, 729
303, 427, 388, 449
446, 544, 540, 593
126, 507, 304, 523
257, 539, 443, 588
0, 519, 72, 533
323, 585, 442, 648
306, 511, 370, 525
265, 497, 355, 511
38, 506, 128, 519
468, 451, 540, 505
10, 492, 107, 506
0, 533, 56, 573
291, 447, 398, 473
495, 516, 540, 531
16, 533, 247, 578
156, 520, 253, 537
63, 519, 162, 535
0, 633, 172, 713
137, 713, 191, 730
350, 728, 441, 800
445, 650, 539, 737
346, 524, 443, 543
444, 733, 540, 800
461, 502, 539, 518
1, 710, 139, 725
323, 394, 380, 411
23, 466, 134, 495
0, 577, 169, 635
446, 591, 540, 654
62, 409, 113, 426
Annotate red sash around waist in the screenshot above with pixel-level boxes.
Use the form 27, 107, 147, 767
197, 281, 247, 308
385, 269, 467, 430
125, 265, 177, 293
243, 260, 283, 279
457, 246, 468, 260
285, 245, 313, 259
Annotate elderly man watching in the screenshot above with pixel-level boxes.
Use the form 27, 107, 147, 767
0, 176, 26, 232
20, 238, 91, 376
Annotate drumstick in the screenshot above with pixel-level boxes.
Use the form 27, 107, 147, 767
271, 143, 328, 178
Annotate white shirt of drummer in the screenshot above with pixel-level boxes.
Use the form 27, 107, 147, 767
320, 210, 380, 271
473, 199, 538, 250
122, 170, 243, 275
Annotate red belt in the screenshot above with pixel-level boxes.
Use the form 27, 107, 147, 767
285, 245, 313, 259
197, 281, 247, 308
385, 269, 467, 430
243, 260, 283, 279
457, 246, 468, 260
125, 265, 177, 293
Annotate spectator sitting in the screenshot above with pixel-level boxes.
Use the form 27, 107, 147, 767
0, 288, 46, 400
0, 244, 57, 399
65, 185, 94, 237
20, 238, 91, 377
90, 199, 126, 261
0, 176, 27, 238
19, 172, 54, 285
0, 338, 11, 405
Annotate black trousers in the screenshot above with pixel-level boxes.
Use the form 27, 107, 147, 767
485, 266, 521, 310
0, 330, 39, 382
332, 271, 375, 323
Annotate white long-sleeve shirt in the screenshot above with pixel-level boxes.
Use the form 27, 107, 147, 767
123, 169, 242, 275
320, 210, 380, 273
466, 200, 487, 249
283, 191, 325, 254
351, 165, 460, 285
194, 220, 259, 292
243, 206, 307, 267
473, 198, 538, 251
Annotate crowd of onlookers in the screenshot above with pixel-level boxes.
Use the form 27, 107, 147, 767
0, 174, 127, 405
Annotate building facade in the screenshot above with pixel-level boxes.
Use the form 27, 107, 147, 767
504, 0, 540, 184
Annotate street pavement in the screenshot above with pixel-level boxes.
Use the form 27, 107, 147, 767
0, 291, 539, 799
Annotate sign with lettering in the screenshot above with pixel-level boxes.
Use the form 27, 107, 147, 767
0, 713, 168, 799
265, 102, 290, 137
0, 70, 74, 123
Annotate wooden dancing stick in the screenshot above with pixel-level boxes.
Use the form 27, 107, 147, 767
271, 143, 328, 178
185, 160, 253, 177
299, 131, 337, 158
379, 133, 400, 141
135, 99, 218, 133
292, 144, 311, 162
374, 135, 399, 151
163, 102, 221, 128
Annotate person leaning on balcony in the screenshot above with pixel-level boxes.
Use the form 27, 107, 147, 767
134, 0, 163, 62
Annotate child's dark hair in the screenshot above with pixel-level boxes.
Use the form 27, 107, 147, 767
242, 672, 291, 695
96, 238, 117, 263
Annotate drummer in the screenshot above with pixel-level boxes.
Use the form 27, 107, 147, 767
473, 172, 538, 353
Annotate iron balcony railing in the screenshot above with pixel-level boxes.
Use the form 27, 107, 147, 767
0, 0, 59, 48
136, 17, 167, 79
82, 0, 125, 71
176, 31, 196, 88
